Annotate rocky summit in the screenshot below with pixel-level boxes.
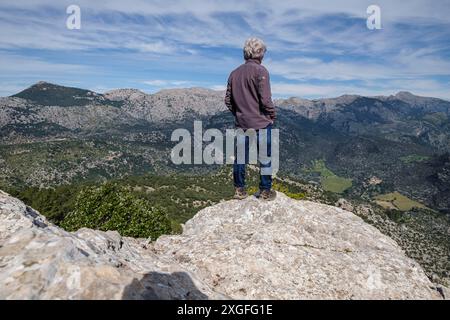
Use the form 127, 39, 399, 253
0, 189, 443, 300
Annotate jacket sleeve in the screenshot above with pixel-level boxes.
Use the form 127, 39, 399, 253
224, 76, 235, 115
257, 68, 276, 121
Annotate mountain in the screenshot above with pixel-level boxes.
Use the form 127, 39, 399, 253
0, 82, 449, 289
0, 189, 445, 299
0, 82, 449, 212
3, 82, 449, 150
276, 92, 450, 152
104, 87, 226, 122
1, 82, 225, 132
12, 81, 120, 107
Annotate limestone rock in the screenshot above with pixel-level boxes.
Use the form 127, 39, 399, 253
0, 190, 222, 300
0, 190, 442, 300
335, 198, 354, 212
104, 87, 226, 122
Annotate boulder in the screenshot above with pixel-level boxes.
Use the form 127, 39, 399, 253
0, 190, 442, 300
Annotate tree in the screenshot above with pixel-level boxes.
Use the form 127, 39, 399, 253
61, 183, 171, 239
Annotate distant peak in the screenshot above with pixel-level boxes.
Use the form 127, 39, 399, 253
32, 81, 56, 87
104, 88, 148, 101
395, 91, 415, 98
104, 88, 146, 95
338, 94, 360, 99
25, 81, 73, 92
12, 82, 100, 106
23, 82, 91, 93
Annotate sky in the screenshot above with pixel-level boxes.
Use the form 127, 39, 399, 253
0, 0, 449, 99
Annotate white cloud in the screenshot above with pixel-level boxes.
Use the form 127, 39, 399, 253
0, 52, 92, 74
0, 0, 449, 99
267, 54, 450, 82
128, 42, 182, 54
1, 0, 449, 52
4, 0, 450, 22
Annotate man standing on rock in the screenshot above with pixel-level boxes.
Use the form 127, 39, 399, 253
225, 38, 277, 201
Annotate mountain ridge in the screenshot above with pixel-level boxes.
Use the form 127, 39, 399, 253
1, 81, 449, 212
7, 81, 450, 104
0, 82, 448, 288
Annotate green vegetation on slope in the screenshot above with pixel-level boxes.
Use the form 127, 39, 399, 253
9, 168, 326, 236
61, 183, 171, 239
400, 154, 430, 164
4, 169, 448, 286
308, 159, 353, 193
374, 192, 429, 211
13, 82, 122, 107
247, 182, 306, 200
0, 139, 159, 188
10, 184, 84, 223
423, 112, 448, 126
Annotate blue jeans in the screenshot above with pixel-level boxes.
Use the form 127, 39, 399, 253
233, 124, 272, 191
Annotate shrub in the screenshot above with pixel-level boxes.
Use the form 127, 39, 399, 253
247, 182, 306, 200
272, 182, 306, 200
61, 183, 172, 239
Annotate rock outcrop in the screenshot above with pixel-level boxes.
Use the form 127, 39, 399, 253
0, 190, 443, 300
104, 87, 226, 122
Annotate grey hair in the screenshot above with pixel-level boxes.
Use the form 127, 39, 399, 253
243, 37, 267, 60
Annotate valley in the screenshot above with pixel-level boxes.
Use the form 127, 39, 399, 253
0, 81, 449, 285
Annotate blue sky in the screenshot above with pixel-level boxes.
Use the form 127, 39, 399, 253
0, 0, 449, 99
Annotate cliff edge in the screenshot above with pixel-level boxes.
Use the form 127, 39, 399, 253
0, 190, 442, 299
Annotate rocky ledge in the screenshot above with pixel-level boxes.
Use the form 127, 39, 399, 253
0, 190, 444, 300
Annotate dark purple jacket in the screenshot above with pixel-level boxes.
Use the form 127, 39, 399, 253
225, 58, 276, 130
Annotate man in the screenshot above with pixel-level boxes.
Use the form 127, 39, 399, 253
225, 37, 277, 201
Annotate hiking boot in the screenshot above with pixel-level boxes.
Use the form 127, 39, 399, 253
233, 187, 248, 200
260, 189, 277, 201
